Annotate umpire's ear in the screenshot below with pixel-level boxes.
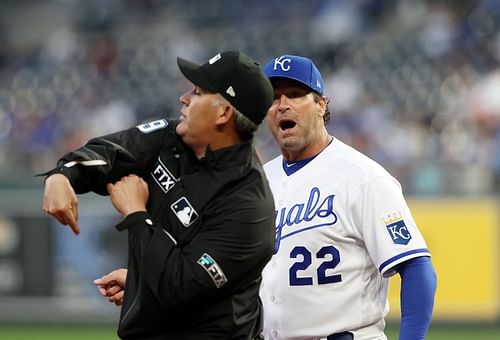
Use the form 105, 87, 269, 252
215, 100, 235, 126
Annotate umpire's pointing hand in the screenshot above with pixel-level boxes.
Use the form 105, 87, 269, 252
42, 173, 80, 235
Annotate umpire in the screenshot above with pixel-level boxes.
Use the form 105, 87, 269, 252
41, 51, 275, 339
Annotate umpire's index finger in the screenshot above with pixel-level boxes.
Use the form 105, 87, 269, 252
66, 211, 80, 235
71, 201, 79, 223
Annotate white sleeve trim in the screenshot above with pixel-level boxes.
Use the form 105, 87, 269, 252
64, 160, 108, 167
162, 229, 178, 246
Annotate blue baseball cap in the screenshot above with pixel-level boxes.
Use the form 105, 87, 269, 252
264, 55, 324, 95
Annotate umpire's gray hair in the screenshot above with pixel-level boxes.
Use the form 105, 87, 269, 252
233, 109, 258, 141
214, 94, 258, 141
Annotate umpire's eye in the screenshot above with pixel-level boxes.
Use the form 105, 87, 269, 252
279, 120, 296, 130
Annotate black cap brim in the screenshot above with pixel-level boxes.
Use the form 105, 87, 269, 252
177, 57, 218, 92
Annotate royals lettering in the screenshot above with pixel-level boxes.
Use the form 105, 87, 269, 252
274, 187, 338, 252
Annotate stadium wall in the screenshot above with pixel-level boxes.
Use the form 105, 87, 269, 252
0, 190, 498, 324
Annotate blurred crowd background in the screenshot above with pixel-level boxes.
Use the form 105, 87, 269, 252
0, 0, 499, 330
0, 0, 499, 195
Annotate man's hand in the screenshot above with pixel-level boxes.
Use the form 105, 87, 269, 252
106, 174, 149, 217
42, 174, 80, 235
94, 268, 128, 306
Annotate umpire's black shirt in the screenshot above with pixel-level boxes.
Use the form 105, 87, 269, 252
47, 119, 275, 339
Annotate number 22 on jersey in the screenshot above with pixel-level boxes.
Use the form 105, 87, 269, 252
289, 245, 342, 286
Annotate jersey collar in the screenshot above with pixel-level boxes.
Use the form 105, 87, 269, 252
281, 136, 333, 176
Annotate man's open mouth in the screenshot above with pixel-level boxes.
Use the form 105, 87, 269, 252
279, 120, 297, 130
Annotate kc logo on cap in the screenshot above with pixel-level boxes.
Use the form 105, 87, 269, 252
273, 56, 292, 72
264, 54, 324, 95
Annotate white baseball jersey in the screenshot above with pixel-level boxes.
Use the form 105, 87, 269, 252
260, 137, 430, 340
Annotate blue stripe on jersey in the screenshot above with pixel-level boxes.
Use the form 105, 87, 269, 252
379, 248, 430, 273
281, 137, 334, 176
282, 157, 316, 175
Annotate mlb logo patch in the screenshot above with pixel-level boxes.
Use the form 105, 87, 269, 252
385, 218, 411, 245
170, 197, 198, 227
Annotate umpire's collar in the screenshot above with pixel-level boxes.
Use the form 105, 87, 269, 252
201, 141, 253, 169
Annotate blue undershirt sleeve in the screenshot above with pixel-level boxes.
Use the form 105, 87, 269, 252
395, 256, 437, 340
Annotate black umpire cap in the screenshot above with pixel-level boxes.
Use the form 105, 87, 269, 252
177, 51, 274, 125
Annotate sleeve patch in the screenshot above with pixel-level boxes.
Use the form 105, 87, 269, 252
384, 213, 412, 245
197, 253, 228, 288
137, 119, 168, 133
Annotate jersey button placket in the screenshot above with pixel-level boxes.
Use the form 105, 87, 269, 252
277, 179, 287, 207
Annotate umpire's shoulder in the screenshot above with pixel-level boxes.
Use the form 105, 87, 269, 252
135, 118, 173, 134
